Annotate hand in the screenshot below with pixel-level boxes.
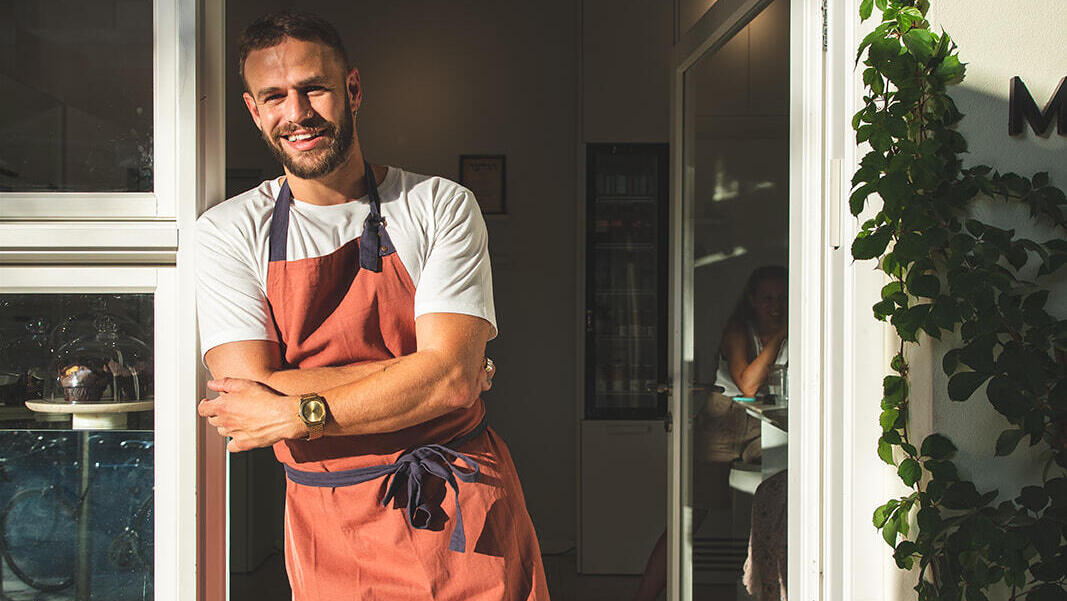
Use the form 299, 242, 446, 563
479, 356, 497, 392
198, 377, 304, 452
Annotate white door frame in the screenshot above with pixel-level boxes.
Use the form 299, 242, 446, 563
667, 0, 828, 598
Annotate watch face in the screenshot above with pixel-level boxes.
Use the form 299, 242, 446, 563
301, 399, 326, 423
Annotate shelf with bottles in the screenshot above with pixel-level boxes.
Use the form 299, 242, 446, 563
592, 253, 657, 290
593, 171, 658, 197
590, 199, 658, 244
592, 304, 659, 339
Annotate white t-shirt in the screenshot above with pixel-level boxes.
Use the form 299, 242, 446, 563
195, 166, 497, 359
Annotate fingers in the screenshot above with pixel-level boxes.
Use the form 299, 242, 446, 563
208, 377, 250, 393
197, 398, 218, 417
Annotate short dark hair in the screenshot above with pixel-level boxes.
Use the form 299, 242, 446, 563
238, 11, 348, 89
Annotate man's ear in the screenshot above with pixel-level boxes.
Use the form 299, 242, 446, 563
346, 67, 363, 114
242, 92, 263, 130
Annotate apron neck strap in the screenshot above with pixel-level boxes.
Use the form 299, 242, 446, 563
268, 179, 293, 263
359, 161, 386, 272
267, 163, 391, 270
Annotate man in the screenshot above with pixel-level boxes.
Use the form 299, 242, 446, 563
195, 11, 549, 600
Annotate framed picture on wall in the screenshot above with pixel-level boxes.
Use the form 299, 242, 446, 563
459, 154, 506, 215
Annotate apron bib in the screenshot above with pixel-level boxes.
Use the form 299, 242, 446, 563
263, 163, 548, 600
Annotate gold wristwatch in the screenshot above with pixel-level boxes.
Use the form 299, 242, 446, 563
298, 393, 328, 441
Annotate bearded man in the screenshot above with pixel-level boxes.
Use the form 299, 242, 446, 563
195, 11, 549, 600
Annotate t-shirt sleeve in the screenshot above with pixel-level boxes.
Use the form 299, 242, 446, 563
195, 214, 279, 359
413, 188, 498, 339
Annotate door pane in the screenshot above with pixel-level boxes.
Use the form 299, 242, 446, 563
678, 0, 789, 599
0, 293, 154, 601
0, 1, 154, 192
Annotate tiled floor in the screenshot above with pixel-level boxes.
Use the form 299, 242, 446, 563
231, 550, 740, 601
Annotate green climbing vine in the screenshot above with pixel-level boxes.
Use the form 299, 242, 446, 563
852, 1, 1067, 599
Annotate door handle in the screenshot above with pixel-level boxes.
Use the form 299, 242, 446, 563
653, 383, 673, 395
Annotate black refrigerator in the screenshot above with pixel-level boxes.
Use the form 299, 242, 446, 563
585, 143, 669, 420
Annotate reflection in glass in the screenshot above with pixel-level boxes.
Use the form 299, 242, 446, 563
0, 1, 154, 192
0, 294, 154, 422
0, 292, 154, 599
0, 431, 154, 600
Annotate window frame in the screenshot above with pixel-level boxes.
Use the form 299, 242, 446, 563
0, 265, 197, 601
0, 0, 180, 219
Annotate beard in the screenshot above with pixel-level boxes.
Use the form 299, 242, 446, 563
262, 98, 355, 179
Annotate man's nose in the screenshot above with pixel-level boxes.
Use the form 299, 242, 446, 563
282, 91, 313, 124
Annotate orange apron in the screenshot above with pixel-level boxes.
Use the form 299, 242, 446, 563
265, 164, 549, 600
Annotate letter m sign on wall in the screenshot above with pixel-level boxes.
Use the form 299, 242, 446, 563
1009, 76, 1066, 136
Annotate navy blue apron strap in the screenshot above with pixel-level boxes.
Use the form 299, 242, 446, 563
359, 161, 398, 272
283, 415, 488, 552
268, 180, 292, 263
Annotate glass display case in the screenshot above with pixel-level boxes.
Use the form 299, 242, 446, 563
0, 292, 155, 600
585, 143, 669, 419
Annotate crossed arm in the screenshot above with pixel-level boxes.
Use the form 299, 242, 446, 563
722, 321, 786, 398
198, 312, 494, 452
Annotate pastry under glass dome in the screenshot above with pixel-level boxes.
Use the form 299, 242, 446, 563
54, 316, 153, 404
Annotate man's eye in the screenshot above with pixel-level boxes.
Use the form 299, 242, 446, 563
264, 94, 284, 102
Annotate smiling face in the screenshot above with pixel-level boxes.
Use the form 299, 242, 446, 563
241, 37, 359, 179
748, 277, 787, 328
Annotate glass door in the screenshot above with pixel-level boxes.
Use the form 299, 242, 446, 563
671, 0, 790, 599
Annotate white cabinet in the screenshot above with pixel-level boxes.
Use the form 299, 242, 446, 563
579, 419, 666, 574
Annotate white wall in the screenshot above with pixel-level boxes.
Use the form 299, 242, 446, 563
922, 0, 1067, 498
837, 2, 1067, 600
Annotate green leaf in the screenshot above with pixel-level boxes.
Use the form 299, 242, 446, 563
995, 428, 1025, 456
942, 349, 960, 375
1027, 583, 1067, 601
908, 274, 941, 298
934, 29, 952, 58
986, 376, 1028, 419
924, 459, 959, 481
893, 540, 917, 570
873, 499, 898, 527
941, 481, 983, 509
916, 506, 942, 533
898, 458, 922, 487
934, 54, 966, 84
882, 511, 901, 546
850, 183, 876, 215
880, 408, 901, 431
947, 371, 991, 401
852, 227, 893, 260
920, 433, 957, 460
855, 22, 895, 65
1017, 486, 1049, 512
878, 437, 895, 465
859, 0, 874, 21
903, 28, 936, 63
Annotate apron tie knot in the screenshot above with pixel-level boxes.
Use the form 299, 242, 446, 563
381, 444, 480, 552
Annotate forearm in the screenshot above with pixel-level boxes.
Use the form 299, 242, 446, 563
262, 358, 401, 396
738, 340, 784, 397
319, 350, 481, 436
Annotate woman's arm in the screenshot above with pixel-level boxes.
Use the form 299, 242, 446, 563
722, 322, 786, 397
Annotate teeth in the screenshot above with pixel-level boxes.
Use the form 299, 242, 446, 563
288, 133, 315, 141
